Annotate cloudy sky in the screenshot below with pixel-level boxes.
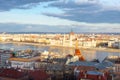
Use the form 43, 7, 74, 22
0, 0, 120, 33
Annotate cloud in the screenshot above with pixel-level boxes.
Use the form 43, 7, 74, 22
0, 0, 56, 11
56, 0, 120, 10
0, 23, 71, 32
44, 0, 120, 23
99, 0, 120, 10
71, 22, 120, 32
26, 26, 33, 29
44, 10, 120, 23
0, 23, 120, 33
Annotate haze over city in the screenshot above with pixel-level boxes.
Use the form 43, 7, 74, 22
0, 0, 120, 32
0, 1, 120, 80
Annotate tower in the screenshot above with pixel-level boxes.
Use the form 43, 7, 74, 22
75, 39, 85, 61
69, 29, 74, 47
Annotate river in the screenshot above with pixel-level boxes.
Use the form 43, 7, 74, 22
0, 43, 120, 62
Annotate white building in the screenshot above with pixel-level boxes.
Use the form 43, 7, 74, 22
10, 60, 34, 69
112, 42, 120, 49
108, 40, 116, 48
82, 39, 97, 48
9, 56, 40, 69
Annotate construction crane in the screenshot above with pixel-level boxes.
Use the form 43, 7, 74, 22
74, 39, 85, 61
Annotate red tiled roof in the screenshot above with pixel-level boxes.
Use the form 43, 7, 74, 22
78, 71, 110, 80
0, 68, 26, 79
29, 70, 50, 80
72, 66, 96, 71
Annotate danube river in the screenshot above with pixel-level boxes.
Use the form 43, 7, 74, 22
0, 43, 120, 62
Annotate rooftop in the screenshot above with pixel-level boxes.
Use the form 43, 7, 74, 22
0, 68, 26, 79
69, 61, 113, 70
29, 70, 50, 80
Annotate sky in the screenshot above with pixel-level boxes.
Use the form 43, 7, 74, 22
0, 0, 120, 33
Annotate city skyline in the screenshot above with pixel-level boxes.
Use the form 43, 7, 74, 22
0, 0, 120, 32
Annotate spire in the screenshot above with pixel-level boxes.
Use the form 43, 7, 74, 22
70, 28, 74, 35
74, 38, 85, 61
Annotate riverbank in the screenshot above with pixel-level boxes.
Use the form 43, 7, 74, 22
0, 41, 120, 53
